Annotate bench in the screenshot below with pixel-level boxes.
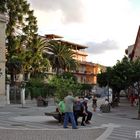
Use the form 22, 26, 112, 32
45, 112, 60, 120
44, 111, 83, 121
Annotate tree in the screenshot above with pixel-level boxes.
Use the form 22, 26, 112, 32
28, 36, 50, 78
129, 59, 140, 119
0, 0, 38, 82
97, 71, 108, 87
97, 56, 140, 119
109, 57, 131, 99
97, 57, 131, 102
48, 72, 81, 101
47, 40, 78, 75
0, 0, 6, 13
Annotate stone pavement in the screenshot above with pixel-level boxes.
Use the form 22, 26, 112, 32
0, 97, 139, 140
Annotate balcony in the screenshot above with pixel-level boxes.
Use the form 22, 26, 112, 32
72, 50, 88, 56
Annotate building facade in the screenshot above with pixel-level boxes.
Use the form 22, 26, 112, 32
45, 34, 103, 85
126, 26, 140, 61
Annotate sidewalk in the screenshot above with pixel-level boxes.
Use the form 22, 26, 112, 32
0, 97, 139, 140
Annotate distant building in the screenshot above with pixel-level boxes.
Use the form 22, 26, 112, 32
44, 34, 106, 85
126, 26, 140, 61
125, 45, 134, 60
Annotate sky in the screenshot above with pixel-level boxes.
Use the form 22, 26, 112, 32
28, 0, 140, 66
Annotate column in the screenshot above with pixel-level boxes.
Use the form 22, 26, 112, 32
0, 14, 7, 106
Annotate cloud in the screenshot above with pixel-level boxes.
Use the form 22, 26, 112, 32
27, 0, 140, 66
28, 0, 84, 24
86, 40, 119, 55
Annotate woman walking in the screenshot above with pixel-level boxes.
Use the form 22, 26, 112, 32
92, 95, 97, 112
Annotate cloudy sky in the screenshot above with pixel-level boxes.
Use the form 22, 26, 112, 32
28, 0, 140, 66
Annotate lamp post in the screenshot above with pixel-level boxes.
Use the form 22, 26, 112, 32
107, 83, 110, 102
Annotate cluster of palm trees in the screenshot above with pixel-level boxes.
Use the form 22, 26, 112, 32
6, 36, 79, 83
1, 0, 78, 83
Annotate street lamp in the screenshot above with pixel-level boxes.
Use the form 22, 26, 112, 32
107, 83, 110, 102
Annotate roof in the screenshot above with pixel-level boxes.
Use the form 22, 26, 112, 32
58, 40, 88, 50
131, 26, 140, 60
45, 34, 63, 39
40, 34, 88, 49
80, 61, 97, 66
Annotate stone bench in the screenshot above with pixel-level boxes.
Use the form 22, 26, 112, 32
45, 112, 60, 120
45, 111, 83, 121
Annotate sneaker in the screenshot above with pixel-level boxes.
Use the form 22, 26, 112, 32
81, 123, 86, 126
85, 121, 91, 124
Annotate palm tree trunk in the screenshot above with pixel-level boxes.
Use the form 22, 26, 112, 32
56, 66, 59, 75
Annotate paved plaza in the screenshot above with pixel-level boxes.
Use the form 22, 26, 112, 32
0, 97, 140, 140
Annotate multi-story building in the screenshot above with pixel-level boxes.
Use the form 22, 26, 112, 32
74, 61, 99, 85
44, 34, 103, 85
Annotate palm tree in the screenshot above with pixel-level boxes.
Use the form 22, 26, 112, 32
6, 36, 26, 83
28, 36, 50, 78
63, 51, 79, 72
46, 40, 78, 75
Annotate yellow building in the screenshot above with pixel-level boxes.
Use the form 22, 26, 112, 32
45, 34, 104, 85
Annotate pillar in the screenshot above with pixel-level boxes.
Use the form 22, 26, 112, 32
0, 14, 7, 106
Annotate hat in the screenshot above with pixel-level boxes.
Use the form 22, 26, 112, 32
84, 98, 89, 101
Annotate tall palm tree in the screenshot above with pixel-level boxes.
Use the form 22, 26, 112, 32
28, 36, 50, 78
46, 40, 78, 75
6, 36, 26, 83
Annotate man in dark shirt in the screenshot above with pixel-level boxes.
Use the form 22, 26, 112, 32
82, 98, 92, 124
73, 97, 87, 126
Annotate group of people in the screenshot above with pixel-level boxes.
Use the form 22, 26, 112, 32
57, 92, 95, 129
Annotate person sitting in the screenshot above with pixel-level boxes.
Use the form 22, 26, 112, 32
82, 98, 92, 124
100, 98, 110, 113
105, 98, 109, 105
57, 100, 65, 124
73, 97, 87, 126
37, 96, 48, 106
